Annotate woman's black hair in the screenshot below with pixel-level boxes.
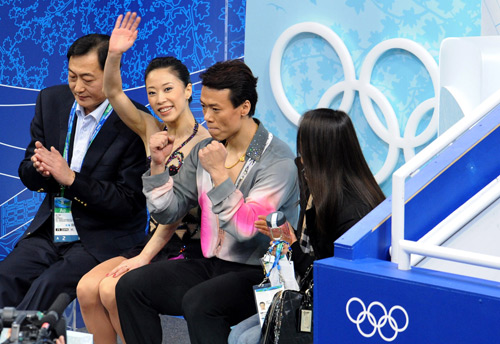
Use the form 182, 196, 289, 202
144, 56, 193, 103
296, 108, 385, 235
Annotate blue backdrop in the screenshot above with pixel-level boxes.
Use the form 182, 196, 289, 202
0, 0, 484, 257
0, 0, 246, 259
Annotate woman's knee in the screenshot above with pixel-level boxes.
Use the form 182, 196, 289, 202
77, 257, 123, 307
76, 273, 101, 308
98, 276, 119, 310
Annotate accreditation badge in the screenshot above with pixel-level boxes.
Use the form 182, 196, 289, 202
253, 283, 284, 327
53, 197, 79, 242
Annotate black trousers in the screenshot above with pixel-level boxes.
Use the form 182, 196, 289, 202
116, 257, 263, 344
0, 222, 99, 311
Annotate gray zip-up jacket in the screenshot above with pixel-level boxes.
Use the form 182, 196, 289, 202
142, 121, 299, 266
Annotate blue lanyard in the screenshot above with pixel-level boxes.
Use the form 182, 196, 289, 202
60, 102, 113, 196
63, 101, 113, 164
265, 240, 286, 278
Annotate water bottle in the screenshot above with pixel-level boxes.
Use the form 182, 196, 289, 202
266, 211, 287, 241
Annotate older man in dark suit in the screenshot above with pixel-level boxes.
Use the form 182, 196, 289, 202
0, 33, 148, 311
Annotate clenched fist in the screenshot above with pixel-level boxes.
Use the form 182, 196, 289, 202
199, 141, 228, 186
149, 131, 174, 175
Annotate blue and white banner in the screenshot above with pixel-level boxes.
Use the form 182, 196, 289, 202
245, 0, 481, 193
0, 0, 245, 259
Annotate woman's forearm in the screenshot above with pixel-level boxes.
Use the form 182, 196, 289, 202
137, 220, 182, 262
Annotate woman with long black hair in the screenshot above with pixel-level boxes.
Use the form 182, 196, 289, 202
229, 108, 386, 344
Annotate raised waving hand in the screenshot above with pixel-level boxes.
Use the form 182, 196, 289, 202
109, 11, 141, 54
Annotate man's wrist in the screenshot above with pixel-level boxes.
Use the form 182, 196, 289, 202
65, 170, 76, 187
210, 169, 229, 187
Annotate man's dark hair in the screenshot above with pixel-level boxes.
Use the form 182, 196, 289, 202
67, 34, 110, 70
200, 59, 258, 117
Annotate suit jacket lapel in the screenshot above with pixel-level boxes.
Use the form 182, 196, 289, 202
79, 111, 120, 174
58, 98, 77, 164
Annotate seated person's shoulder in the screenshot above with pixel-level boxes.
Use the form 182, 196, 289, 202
266, 134, 296, 162
195, 136, 215, 149
196, 125, 212, 141
37, 85, 75, 110
343, 192, 374, 224
41, 84, 72, 98
183, 127, 212, 156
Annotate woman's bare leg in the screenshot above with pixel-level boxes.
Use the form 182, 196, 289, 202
99, 273, 127, 344
77, 256, 126, 344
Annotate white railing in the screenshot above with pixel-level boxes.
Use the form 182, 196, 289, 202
398, 175, 500, 270
391, 88, 500, 269
398, 240, 500, 271
409, 176, 500, 266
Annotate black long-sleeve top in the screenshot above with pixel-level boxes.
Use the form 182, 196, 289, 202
290, 193, 371, 278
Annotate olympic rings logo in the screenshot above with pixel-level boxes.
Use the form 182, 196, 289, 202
346, 297, 409, 342
270, 22, 439, 184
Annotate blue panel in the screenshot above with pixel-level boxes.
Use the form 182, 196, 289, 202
335, 103, 500, 261
317, 103, 500, 343
315, 258, 500, 343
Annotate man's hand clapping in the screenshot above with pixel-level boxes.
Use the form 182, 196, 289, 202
31, 141, 75, 186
